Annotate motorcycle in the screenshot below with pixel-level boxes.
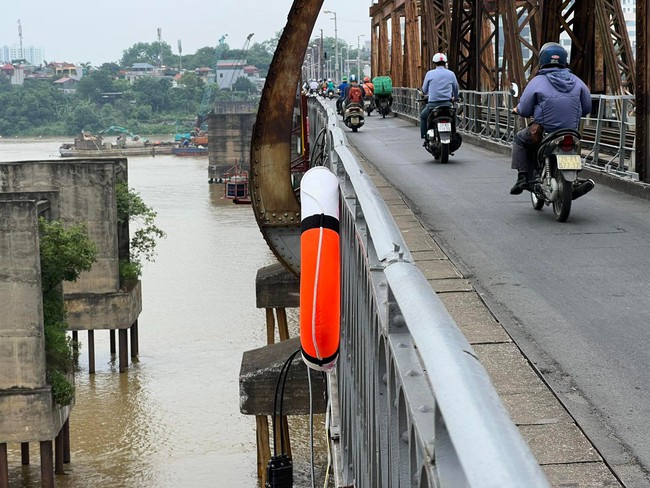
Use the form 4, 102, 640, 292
529, 128, 594, 222
363, 96, 375, 116
343, 102, 365, 132
422, 100, 462, 164
376, 95, 392, 118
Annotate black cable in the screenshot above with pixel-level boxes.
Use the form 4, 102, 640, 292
272, 347, 301, 456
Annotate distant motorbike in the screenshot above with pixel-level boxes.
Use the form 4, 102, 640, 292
529, 128, 594, 222
422, 99, 462, 164
343, 102, 365, 132
376, 95, 392, 118
328, 89, 335, 100
363, 96, 375, 116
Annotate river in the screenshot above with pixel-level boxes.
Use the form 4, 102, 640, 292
1, 138, 328, 487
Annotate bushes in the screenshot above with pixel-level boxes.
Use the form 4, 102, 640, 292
115, 181, 165, 287
39, 218, 98, 406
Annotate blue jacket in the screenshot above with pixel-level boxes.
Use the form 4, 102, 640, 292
422, 66, 459, 105
338, 82, 349, 99
516, 68, 591, 132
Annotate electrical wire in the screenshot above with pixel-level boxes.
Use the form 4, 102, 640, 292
272, 347, 301, 457
322, 392, 332, 488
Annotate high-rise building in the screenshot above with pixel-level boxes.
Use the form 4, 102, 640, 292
1, 45, 45, 66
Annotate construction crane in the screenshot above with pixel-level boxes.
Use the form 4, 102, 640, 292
222, 33, 254, 91
195, 34, 228, 130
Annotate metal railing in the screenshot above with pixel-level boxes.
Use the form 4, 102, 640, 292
392, 87, 638, 180
306, 98, 549, 487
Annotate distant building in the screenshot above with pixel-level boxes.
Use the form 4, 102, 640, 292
1, 45, 45, 66
215, 60, 246, 90
53, 76, 78, 94
121, 63, 175, 83
48, 62, 82, 80
0, 62, 26, 85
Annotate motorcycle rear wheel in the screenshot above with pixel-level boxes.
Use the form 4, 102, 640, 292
552, 171, 572, 222
440, 144, 449, 164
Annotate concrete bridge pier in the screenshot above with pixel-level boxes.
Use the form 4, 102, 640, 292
0, 443, 7, 488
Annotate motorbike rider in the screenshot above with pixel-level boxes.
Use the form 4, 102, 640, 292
326, 78, 336, 96
344, 74, 365, 107
510, 42, 592, 196
308, 78, 319, 95
420, 53, 459, 140
337, 75, 349, 114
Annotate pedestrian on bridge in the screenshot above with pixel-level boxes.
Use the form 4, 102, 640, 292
509, 42, 592, 195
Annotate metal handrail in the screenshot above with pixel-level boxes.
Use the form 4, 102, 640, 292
392, 88, 638, 180
307, 98, 549, 487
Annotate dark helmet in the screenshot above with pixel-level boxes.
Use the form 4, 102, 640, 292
539, 42, 567, 69
349, 74, 357, 83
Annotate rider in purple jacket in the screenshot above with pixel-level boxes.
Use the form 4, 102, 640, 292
510, 42, 592, 195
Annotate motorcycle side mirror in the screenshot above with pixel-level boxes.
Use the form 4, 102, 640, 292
510, 82, 519, 98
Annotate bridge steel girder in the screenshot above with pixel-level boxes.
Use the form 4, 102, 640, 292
420, 0, 452, 81
250, 0, 324, 276
403, 0, 421, 88
637, 0, 649, 182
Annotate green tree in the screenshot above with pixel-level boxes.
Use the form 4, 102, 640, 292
115, 182, 165, 286
39, 218, 98, 406
120, 41, 174, 67
232, 76, 257, 94
65, 101, 102, 134
132, 77, 171, 112
76, 70, 115, 103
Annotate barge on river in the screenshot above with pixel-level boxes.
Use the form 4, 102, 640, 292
59, 130, 174, 157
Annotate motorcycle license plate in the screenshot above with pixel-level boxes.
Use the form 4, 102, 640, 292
557, 154, 582, 170
437, 122, 452, 132
351, 117, 359, 124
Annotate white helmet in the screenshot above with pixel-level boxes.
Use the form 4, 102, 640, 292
432, 53, 448, 64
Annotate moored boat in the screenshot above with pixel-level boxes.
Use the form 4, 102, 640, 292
172, 145, 209, 156
59, 130, 174, 157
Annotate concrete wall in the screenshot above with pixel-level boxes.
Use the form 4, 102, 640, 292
0, 159, 128, 294
0, 200, 47, 390
0, 198, 70, 443
208, 109, 257, 175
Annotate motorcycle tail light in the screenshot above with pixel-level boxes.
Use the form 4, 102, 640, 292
439, 118, 450, 123
560, 135, 575, 151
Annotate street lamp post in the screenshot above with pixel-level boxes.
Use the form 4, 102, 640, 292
323, 10, 339, 82
357, 35, 365, 78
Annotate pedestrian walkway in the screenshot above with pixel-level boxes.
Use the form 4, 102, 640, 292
350, 144, 623, 487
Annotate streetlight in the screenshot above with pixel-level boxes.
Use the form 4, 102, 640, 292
357, 34, 365, 78
323, 10, 339, 82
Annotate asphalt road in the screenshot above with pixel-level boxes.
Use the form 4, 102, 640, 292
343, 107, 650, 486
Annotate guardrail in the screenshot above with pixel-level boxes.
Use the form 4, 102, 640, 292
306, 98, 550, 487
392, 88, 638, 180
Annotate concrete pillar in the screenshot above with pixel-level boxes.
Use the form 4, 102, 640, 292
0, 443, 8, 488
130, 321, 139, 358
63, 419, 71, 464
88, 330, 95, 374
110, 329, 116, 355
21, 442, 29, 465
40, 440, 54, 488
119, 329, 128, 373
55, 430, 64, 474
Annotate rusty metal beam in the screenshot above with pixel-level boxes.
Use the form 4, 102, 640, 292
420, 0, 452, 81
637, 0, 648, 182
404, 0, 420, 87
595, 0, 636, 96
250, 0, 324, 275
391, 11, 403, 85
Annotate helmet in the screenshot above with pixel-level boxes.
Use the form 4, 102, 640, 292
363, 76, 370, 83
349, 74, 357, 82
327, 78, 331, 82
342, 75, 348, 82
539, 42, 567, 69
432, 53, 447, 64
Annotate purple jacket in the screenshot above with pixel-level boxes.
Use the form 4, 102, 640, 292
516, 68, 591, 133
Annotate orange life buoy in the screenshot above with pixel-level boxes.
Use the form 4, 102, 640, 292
300, 167, 340, 371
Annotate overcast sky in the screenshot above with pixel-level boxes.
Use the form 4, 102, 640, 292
2, 0, 373, 65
